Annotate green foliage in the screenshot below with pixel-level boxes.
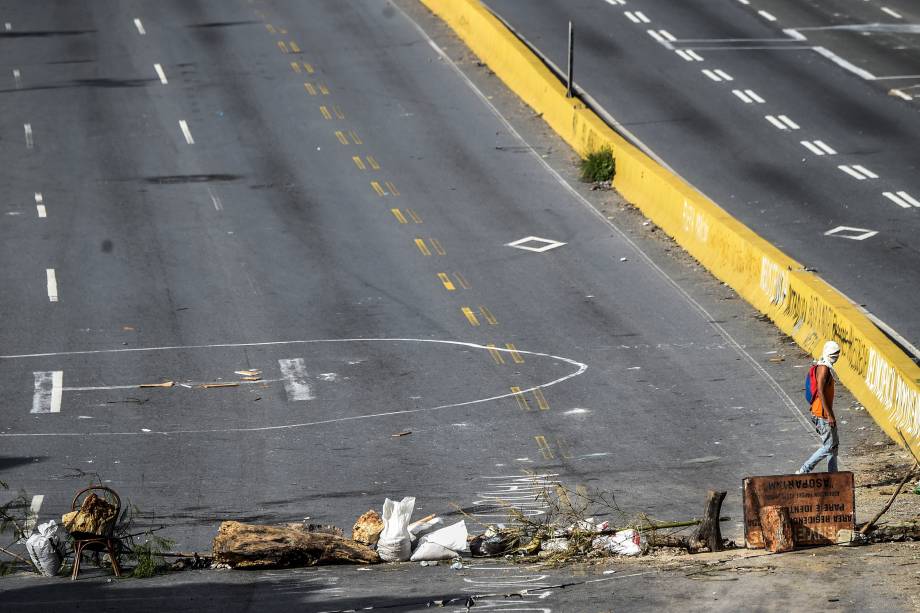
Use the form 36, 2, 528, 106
579, 148, 616, 183
128, 532, 175, 578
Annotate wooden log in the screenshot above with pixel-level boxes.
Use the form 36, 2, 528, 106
212, 521, 380, 569
691, 490, 726, 552
759, 506, 795, 553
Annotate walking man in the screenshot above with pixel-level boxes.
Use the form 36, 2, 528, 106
797, 341, 841, 474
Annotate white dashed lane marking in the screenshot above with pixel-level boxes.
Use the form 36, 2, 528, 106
837, 165, 878, 180
758, 10, 777, 22
32, 371, 63, 413
24, 123, 33, 148
702, 69, 733, 82
154, 63, 168, 84
278, 358, 314, 401
35, 192, 46, 217
12, 68, 21, 88
800, 140, 836, 156
179, 120, 194, 144
881, 7, 903, 20
732, 89, 765, 103
604, 0, 626, 5
625, 11, 649, 24
133, 18, 146, 35
46, 269, 58, 302
883, 191, 920, 208
676, 49, 704, 62
765, 114, 799, 130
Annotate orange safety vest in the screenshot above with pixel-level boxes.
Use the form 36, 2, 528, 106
810, 366, 835, 419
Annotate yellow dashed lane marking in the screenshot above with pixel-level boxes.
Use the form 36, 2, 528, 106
454, 272, 470, 288
437, 273, 456, 291
335, 130, 349, 144
533, 388, 550, 411
303, 63, 314, 74
414, 238, 431, 256
277, 41, 289, 53
431, 238, 446, 255
407, 209, 422, 223
366, 155, 380, 170
506, 343, 524, 363
511, 386, 530, 410
535, 435, 554, 460
333, 106, 345, 120
304, 83, 317, 96
352, 156, 366, 170
349, 130, 363, 144
487, 344, 505, 364
556, 437, 573, 459
319, 83, 330, 95
384, 181, 399, 196
371, 181, 386, 196
320, 106, 332, 120
289, 41, 301, 53
390, 209, 408, 224
479, 306, 498, 326
461, 307, 480, 327
266, 24, 276, 34
290, 62, 301, 73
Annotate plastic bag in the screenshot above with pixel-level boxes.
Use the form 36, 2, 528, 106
592, 529, 642, 556
25, 520, 63, 577
377, 497, 415, 562
408, 515, 442, 542
417, 520, 468, 553
410, 541, 458, 561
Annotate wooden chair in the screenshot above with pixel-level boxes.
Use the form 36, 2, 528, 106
69, 485, 122, 580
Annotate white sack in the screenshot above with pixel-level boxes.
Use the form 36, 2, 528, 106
408, 516, 443, 542
416, 520, 468, 554
377, 497, 415, 562
25, 520, 62, 577
592, 529, 642, 556
409, 542, 459, 562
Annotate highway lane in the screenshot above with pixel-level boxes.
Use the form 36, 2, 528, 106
1, 0, 818, 557
485, 0, 920, 352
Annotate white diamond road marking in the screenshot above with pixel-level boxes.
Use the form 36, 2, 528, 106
824, 226, 878, 241
506, 236, 567, 253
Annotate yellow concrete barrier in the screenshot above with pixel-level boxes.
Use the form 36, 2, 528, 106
421, 0, 920, 452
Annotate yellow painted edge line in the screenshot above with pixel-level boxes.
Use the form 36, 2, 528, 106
421, 0, 920, 451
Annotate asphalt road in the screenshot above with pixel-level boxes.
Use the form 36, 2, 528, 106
0, 0, 824, 594
484, 0, 920, 353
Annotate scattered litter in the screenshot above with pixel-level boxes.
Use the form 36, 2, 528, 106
377, 497, 415, 562
25, 520, 63, 577
540, 538, 570, 554
603, 569, 617, 575
201, 382, 240, 389
391, 431, 412, 437
235, 370, 262, 377
139, 381, 174, 388
141, 428, 151, 432
619, 257, 628, 262
240, 376, 261, 382
450, 559, 463, 570
768, 356, 785, 363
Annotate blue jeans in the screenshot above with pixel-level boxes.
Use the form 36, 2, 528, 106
799, 417, 839, 473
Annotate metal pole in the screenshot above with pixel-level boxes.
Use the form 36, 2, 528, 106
566, 21, 574, 98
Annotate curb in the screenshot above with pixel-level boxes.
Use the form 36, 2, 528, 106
420, 0, 920, 452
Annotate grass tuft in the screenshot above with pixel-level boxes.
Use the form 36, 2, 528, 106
579, 148, 616, 183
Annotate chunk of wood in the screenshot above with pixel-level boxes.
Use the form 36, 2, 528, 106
759, 505, 795, 553
691, 490, 726, 552
212, 521, 379, 569
352, 510, 384, 546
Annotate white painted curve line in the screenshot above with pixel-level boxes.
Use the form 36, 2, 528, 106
838, 165, 877, 180
881, 7, 902, 19
24, 123, 33, 148
891, 89, 913, 100
46, 268, 58, 302
758, 10, 777, 22
278, 358, 313, 401
32, 371, 63, 413
800, 140, 836, 156
134, 18, 146, 35
179, 120, 194, 144
12, 68, 21, 88
154, 63, 167, 84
